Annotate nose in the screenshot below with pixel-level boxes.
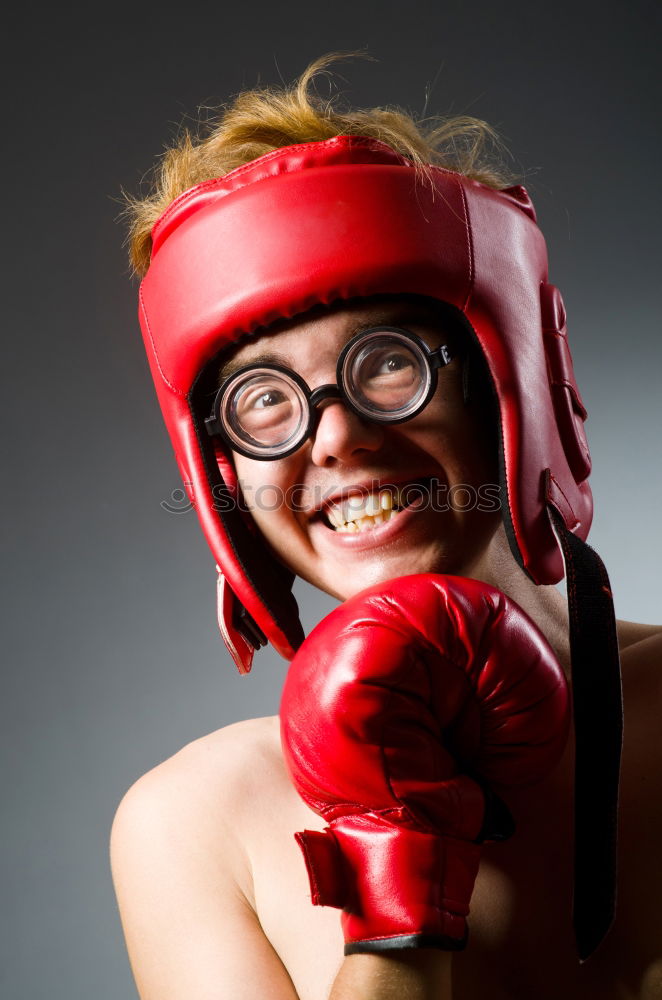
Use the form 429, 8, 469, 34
310, 398, 385, 467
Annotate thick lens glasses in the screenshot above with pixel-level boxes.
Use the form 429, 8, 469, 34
205, 326, 454, 460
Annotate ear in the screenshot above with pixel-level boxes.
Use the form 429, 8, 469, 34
541, 283, 591, 483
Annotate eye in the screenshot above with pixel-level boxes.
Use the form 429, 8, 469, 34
233, 382, 300, 445
350, 340, 426, 414
363, 348, 417, 383
374, 352, 414, 375
236, 381, 293, 416
221, 368, 308, 451
251, 388, 289, 409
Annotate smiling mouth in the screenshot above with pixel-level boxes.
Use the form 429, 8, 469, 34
320, 478, 433, 534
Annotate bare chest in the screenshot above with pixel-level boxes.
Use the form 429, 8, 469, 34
251, 752, 662, 1000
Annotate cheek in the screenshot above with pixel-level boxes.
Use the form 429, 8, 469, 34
232, 454, 298, 532
407, 393, 498, 483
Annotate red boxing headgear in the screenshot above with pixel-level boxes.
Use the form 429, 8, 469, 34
138, 135, 592, 673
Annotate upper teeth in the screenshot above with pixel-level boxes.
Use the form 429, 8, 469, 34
325, 487, 407, 531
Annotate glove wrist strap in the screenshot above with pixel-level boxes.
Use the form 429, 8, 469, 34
295, 814, 482, 953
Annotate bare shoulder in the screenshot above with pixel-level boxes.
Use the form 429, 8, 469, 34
110, 716, 298, 999
117, 713, 283, 799
617, 621, 662, 791
617, 619, 662, 695
617, 618, 662, 652
144, 713, 285, 802
111, 716, 284, 900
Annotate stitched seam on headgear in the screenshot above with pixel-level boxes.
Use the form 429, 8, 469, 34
547, 471, 579, 527
152, 136, 411, 243
139, 285, 186, 397
456, 178, 475, 311
459, 180, 522, 573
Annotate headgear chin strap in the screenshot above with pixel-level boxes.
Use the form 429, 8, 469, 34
138, 135, 622, 960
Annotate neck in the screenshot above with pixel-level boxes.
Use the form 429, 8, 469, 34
468, 524, 572, 675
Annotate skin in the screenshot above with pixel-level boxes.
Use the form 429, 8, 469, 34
230, 296, 504, 602
111, 297, 662, 1000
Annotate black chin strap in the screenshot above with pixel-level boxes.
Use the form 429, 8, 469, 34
548, 504, 624, 963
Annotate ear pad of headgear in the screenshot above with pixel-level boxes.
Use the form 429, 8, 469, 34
541, 283, 591, 484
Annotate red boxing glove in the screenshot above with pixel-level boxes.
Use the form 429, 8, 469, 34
280, 574, 570, 954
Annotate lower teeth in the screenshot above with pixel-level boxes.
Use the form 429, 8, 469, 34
335, 507, 402, 533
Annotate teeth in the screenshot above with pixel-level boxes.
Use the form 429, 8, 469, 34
326, 488, 399, 530
324, 481, 430, 533
365, 494, 380, 517
328, 506, 404, 533
336, 519, 362, 533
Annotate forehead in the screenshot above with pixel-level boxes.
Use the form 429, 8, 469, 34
218, 295, 462, 382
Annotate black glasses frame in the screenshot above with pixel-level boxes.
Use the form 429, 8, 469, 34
205, 325, 455, 460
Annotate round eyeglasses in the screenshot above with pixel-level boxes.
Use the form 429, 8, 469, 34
204, 325, 455, 460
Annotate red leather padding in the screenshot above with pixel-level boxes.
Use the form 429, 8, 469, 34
138, 135, 593, 663
280, 573, 570, 949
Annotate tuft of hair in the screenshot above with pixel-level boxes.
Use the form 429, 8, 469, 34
124, 52, 517, 277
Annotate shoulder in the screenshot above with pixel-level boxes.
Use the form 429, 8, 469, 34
112, 714, 281, 802
111, 714, 283, 834
617, 620, 662, 696
109, 717, 301, 998
110, 716, 284, 906
616, 618, 662, 652
617, 623, 662, 790
610, 626, 662, 954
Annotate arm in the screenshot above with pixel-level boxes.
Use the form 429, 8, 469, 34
329, 952, 452, 1000
110, 752, 299, 1000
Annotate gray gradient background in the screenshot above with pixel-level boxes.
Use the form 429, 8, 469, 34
3, 2, 661, 996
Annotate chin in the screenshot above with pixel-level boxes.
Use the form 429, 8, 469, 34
322, 551, 455, 601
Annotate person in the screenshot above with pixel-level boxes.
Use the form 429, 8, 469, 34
110, 55, 662, 999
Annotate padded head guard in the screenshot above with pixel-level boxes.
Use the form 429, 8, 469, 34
138, 135, 592, 673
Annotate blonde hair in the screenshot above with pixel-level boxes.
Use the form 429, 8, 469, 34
125, 53, 517, 277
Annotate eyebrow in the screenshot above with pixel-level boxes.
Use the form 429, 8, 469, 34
218, 349, 295, 384
217, 308, 455, 385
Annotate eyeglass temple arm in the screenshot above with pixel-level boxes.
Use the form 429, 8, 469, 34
429, 344, 454, 370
